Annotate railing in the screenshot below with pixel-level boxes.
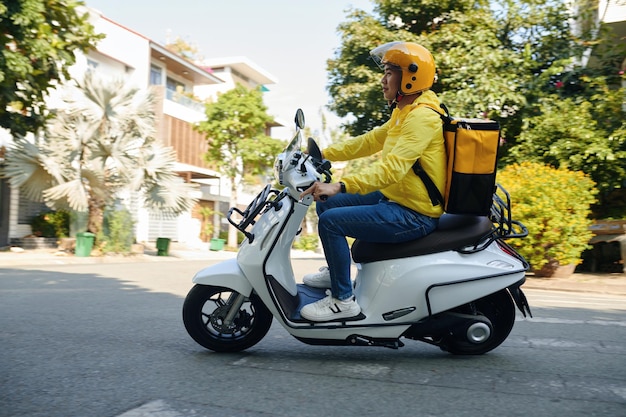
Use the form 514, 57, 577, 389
165, 88, 205, 113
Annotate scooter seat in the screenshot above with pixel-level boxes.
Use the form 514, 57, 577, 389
351, 214, 493, 263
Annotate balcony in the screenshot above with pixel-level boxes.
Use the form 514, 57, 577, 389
165, 88, 205, 113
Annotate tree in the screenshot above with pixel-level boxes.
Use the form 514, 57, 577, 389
0, 0, 102, 136
195, 84, 284, 248
327, 0, 625, 217
3, 72, 197, 237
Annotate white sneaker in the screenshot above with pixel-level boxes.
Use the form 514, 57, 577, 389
303, 266, 331, 288
300, 290, 361, 322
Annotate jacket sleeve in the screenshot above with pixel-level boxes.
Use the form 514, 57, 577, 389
340, 107, 442, 195
323, 120, 390, 162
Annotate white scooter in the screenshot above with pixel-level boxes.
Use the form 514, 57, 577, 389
183, 109, 532, 355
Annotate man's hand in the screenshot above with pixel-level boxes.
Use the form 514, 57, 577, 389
300, 181, 342, 202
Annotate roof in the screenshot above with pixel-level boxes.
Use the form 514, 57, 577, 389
150, 42, 223, 85
201, 57, 278, 86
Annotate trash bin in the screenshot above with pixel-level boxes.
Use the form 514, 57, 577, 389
156, 237, 171, 256
210, 238, 225, 251
75, 232, 95, 257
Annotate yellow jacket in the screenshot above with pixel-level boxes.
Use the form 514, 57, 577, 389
324, 90, 446, 218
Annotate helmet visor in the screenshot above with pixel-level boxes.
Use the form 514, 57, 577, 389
370, 41, 405, 69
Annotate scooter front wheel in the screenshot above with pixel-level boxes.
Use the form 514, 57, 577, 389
182, 285, 272, 352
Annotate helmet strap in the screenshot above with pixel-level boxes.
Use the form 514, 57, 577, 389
388, 91, 404, 109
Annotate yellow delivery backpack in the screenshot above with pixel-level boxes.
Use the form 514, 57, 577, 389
413, 104, 500, 216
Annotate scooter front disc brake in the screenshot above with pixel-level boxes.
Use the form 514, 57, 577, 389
209, 305, 240, 334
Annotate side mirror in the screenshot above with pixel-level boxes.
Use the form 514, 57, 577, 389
294, 109, 305, 129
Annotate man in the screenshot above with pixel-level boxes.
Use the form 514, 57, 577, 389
299, 41, 447, 322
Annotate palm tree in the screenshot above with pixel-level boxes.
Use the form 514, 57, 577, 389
3, 71, 196, 237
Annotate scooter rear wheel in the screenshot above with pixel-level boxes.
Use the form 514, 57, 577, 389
441, 289, 516, 355
183, 285, 273, 352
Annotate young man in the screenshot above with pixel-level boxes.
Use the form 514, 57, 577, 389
299, 41, 447, 322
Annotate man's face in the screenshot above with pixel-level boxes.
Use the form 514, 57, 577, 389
381, 64, 402, 102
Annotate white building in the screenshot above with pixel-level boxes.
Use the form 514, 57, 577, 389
0, 7, 279, 248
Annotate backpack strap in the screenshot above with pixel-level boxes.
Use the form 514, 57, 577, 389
412, 160, 444, 206
416, 102, 451, 124
411, 103, 450, 207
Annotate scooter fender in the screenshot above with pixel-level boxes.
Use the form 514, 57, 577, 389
191, 258, 253, 296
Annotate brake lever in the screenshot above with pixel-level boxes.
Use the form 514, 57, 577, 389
316, 159, 331, 174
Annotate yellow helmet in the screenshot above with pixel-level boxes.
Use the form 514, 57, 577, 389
370, 41, 436, 95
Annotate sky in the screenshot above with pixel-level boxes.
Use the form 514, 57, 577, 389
84, 0, 375, 139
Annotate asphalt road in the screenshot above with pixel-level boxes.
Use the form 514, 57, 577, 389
1, 260, 625, 417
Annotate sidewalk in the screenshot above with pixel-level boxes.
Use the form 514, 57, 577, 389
0, 243, 321, 266
1, 245, 625, 296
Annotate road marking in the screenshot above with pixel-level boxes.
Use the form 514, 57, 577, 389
116, 400, 183, 417
518, 317, 626, 327
507, 336, 626, 353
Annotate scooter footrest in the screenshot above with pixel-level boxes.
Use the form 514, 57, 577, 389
290, 311, 367, 324
298, 312, 367, 324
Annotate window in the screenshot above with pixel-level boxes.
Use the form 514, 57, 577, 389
87, 59, 99, 70
150, 64, 163, 86
166, 76, 185, 92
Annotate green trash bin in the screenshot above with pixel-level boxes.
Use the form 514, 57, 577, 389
156, 237, 171, 256
210, 238, 225, 251
75, 232, 95, 257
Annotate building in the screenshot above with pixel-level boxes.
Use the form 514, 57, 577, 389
0, 7, 279, 248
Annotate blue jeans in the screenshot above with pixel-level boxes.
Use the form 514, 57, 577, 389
316, 191, 438, 300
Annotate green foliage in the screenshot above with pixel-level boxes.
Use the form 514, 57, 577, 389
0, 0, 103, 136
99, 208, 135, 254
292, 234, 319, 252
218, 230, 245, 246
198, 206, 222, 241
374, 0, 479, 34
498, 162, 597, 271
29, 210, 69, 238
47, 210, 70, 238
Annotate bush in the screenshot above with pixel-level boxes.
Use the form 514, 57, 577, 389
99, 208, 135, 254
497, 162, 597, 274
293, 234, 319, 251
219, 230, 245, 245
29, 211, 70, 237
